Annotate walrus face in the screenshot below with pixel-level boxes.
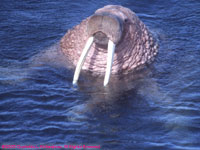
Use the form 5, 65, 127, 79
73, 13, 124, 86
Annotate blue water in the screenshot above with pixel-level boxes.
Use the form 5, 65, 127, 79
0, 0, 200, 150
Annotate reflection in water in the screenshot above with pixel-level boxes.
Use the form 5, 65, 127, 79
1, 41, 198, 148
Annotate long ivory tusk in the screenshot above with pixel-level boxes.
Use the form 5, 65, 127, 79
104, 40, 116, 86
72, 37, 94, 85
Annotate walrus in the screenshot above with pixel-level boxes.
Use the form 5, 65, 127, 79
60, 5, 158, 86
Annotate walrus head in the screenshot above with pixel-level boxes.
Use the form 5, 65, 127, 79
60, 5, 158, 86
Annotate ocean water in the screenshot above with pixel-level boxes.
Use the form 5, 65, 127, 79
0, 0, 200, 150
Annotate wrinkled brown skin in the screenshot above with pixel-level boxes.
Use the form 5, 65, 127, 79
60, 5, 158, 75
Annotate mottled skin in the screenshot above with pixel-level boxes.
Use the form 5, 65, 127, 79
60, 5, 158, 75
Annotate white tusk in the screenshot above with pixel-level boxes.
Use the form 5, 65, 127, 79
72, 36, 94, 85
104, 40, 116, 86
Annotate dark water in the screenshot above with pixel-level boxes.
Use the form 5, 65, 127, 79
0, 0, 200, 150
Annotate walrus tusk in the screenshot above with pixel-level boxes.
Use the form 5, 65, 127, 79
73, 37, 115, 86
104, 40, 116, 86
72, 36, 94, 85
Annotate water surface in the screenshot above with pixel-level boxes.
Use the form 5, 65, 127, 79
0, 0, 200, 149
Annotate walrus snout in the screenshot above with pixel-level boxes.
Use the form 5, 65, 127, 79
87, 13, 123, 45
93, 31, 109, 46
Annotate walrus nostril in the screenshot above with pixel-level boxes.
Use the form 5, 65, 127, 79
93, 31, 109, 46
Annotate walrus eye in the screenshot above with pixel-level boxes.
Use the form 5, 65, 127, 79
124, 18, 128, 23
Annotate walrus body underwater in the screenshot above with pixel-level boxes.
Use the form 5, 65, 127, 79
60, 5, 158, 86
